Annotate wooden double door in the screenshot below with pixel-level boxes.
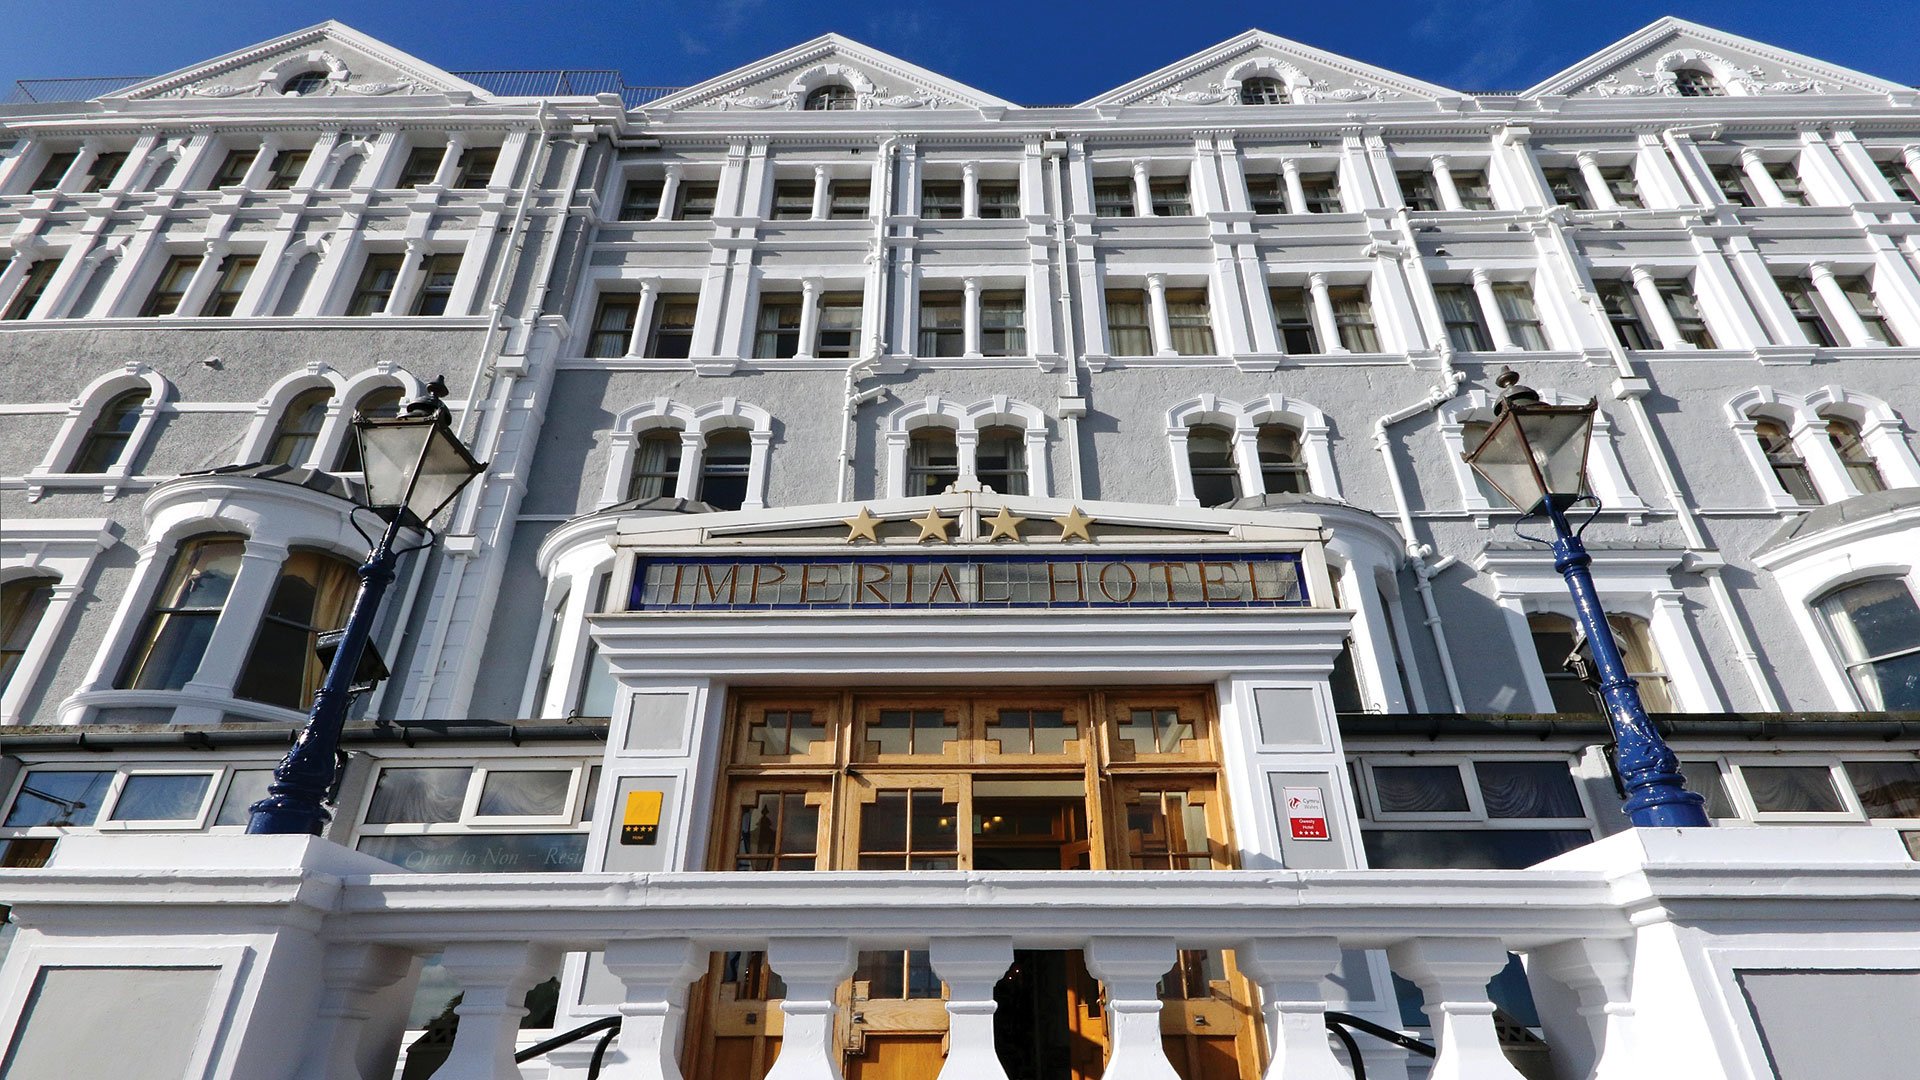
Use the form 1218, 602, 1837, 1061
682, 688, 1262, 1080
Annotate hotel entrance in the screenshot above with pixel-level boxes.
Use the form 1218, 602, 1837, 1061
682, 687, 1262, 1080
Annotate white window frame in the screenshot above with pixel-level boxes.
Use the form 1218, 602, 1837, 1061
1723, 756, 1863, 824
26, 363, 172, 500
883, 395, 1049, 498
0, 761, 275, 838
95, 768, 222, 832
0, 520, 118, 724
1352, 754, 1601, 846
1728, 387, 1920, 508
352, 757, 597, 839
599, 397, 773, 511
1165, 393, 1339, 507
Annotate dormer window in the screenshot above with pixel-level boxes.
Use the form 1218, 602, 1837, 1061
804, 84, 856, 111
1239, 77, 1289, 105
281, 70, 330, 97
1672, 68, 1724, 97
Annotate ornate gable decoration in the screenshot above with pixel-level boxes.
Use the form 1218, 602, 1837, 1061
1525, 17, 1907, 99
1082, 30, 1458, 109
108, 20, 487, 102
646, 35, 1013, 112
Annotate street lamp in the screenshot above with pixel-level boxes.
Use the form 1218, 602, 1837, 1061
1462, 368, 1709, 828
248, 379, 485, 835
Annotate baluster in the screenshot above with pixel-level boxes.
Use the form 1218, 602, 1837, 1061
1086, 936, 1182, 1080
1387, 938, 1528, 1080
297, 943, 416, 1080
1236, 937, 1349, 1080
930, 936, 1014, 1080
429, 941, 560, 1080
1528, 939, 1637, 1080
600, 939, 705, 1080
762, 937, 856, 1080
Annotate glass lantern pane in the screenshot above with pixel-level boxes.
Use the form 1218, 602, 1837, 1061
1464, 414, 1545, 510
1517, 408, 1594, 498
356, 420, 435, 511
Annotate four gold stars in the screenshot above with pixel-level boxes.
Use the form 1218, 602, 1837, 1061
1052, 506, 1096, 542
841, 506, 882, 543
912, 507, 955, 543
982, 506, 1026, 542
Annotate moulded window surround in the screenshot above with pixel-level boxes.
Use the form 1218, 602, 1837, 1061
1439, 392, 1644, 517
272, 252, 321, 317
626, 430, 682, 502
1165, 394, 1340, 506
1730, 388, 1920, 507
1257, 424, 1309, 496
699, 430, 754, 511
117, 535, 247, 692
1754, 416, 1821, 505
1434, 284, 1492, 352
882, 396, 1051, 499
770, 179, 813, 220
140, 255, 201, 317
1185, 424, 1241, 508
978, 291, 1025, 357
804, 84, 857, 111
815, 292, 863, 359
977, 180, 1020, 218
0, 522, 118, 725
333, 386, 407, 472
1397, 170, 1441, 212
1239, 77, 1289, 105
1451, 169, 1495, 210
71, 389, 149, 474
906, 427, 961, 496
1492, 283, 1550, 351
1710, 163, 1757, 208
345, 254, 404, 317
1825, 415, 1886, 494
264, 387, 333, 467
1673, 68, 1725, 97
3, 260, 60, 321
1837, 275, 1901, 346
599, 398, 774, 512
326, 152, 365, 190
1598, 166, 1642, 208
409, 254, 462, 317
975, 425, 1028, 496
1815, 579, 1920, 711
1657, 280, 1717, 348
282, 70, 330, 96
827, 180, 870, 219
1542, 168, 1591, 211
1246, 174, 1288, 214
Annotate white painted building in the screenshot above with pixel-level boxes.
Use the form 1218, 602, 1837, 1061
1, 17, 1919, 1080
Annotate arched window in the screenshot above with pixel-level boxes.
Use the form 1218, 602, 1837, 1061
1672, 68, 1724, 97
1239, 77, 1289, 105
282, 70, 330, 96
333, 386, 406, 471
273, 252, 320, 317
1751, 417, 1820, 505
1528, 612, 1672, 713
907, 428, 959, 496
627, 430, 683, 501
234, 550, 358, 709
698, 429, 752, 511
976, 425, 1028, 496
117, 535, 246, 691
1, 576, 57, 694
266, 387, 333, 467
1816, 579, 1920, 709
1257, 423, 1308, 495
804, 84, 857, 111
1825, 415, 1886, 494
1186, 424, 1241, 508
72, 389, 148, 473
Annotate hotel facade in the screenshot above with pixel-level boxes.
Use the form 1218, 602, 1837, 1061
0, 16, 1918, 1080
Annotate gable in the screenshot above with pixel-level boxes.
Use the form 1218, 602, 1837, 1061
109, 21, 486, 102
646, 35, 1012, 112
1082, 29, 1459, 109
1525, 17, 1909, 99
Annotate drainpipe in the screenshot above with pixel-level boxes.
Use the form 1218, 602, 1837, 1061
1372, 207, 1468, 711
837, 135, 898, 503
1046, 134, 1086, 499
1540, 210, 1780, 710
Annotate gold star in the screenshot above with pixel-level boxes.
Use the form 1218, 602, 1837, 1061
842, 507, 882, 543
912, 507, 954, 543
982, 506, 1026, 542
1053, 506, 1095, 542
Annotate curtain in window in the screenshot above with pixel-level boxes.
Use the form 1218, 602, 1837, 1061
1105, 291, 1152, 356
1825, 416, 1885, 493
1494, 285, 1548, 350
1371, 765, 1469, 813
1434, 286, 1487, 351
1475, 761, 1584, 819
365, 767, 470, 824
266, 387, 332, 467
975, 426, 1027, 495
1818, 579, 1920, 709
234, 550, 358, 709
629, 431, 682, 501
908, 428, 960, 495
119, 536, 245, 691
1741, 766, 1844, 813
698, 429, 753, 511
1330, 286, 1379, 352
1166, 290, 1214, 355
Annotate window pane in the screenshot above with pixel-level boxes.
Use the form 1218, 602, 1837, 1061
1846, 761, 1920, 819
476, 770, 573, 817
1684, 761, 1737, 819
4, 771, 113, 827
108, 774, 211, 822
356, 833, 587, 873
1742, 765, 1845, 813
214, 769, 275, 826
1362, 829, 1591, 869
1475, 761, 1584, 819
1371, 765, 1470, 813
364, 767, 471, 824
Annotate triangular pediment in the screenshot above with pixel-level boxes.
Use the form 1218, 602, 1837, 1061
1524, 17, 1908, 99
1081, 29, 1459, 109
645, 34, 1013, 112
109, 21, 487, 102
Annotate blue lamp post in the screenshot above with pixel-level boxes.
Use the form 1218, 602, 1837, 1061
1462, 369, 1709, 828
248, 381, 485, 836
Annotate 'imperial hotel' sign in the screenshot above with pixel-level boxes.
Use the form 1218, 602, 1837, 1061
631, 553, 1308, 611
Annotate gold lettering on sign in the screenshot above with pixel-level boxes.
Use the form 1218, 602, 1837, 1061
695, 564, 739, 604
799, 563, 843, 604
1199, 561, 1242, 602
856, 562, 893, 604
747, 564, 787, 604
1247, 560, 1288, 601
929, 565, 964, 604
1097, 561, 1139, 603
1048, 561, 1085, 603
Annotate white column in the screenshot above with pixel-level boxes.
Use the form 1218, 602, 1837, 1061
1901, 146, 1920, 196
1306, 273, 1341, 354
1808, 263, 1875, 346
429, 134, 468, 189
743, 429, 772, 509
962, 162, 980, 219
1527, 939, 1638, 1080
1629, 267, 1687, 349
1131, 160, 1153, 217
1167, 426, 1198, 507
379, 239, 429, 317
1387, 939, 1529, 1080
931, 937, 1013, 1080
796, 278, 822, 359
599, 939, 704, 1080
675, 430, 703, 500
1237, 938, 1349, 1080
956, 426, 980, 486
762, 938, 856, 1080
1576, 152, 1619, 211
1739, 149, 1788, 207
1086, 937, 1182, 1080
1281, 160, 1308, 216
656, 164, 683, 221
165, 240, 228, 320
810, 164, 830, 220
962, 276, 982, 357
294, 944, 416, 1080
1232, 424, 1263, 497
180, 540, 287, 700
627, 279, 660, 356
429, 942, 558, 1080
1431, 155, 1465, 211
1470, 268, 1516, 351
1145, 273, 1174, 355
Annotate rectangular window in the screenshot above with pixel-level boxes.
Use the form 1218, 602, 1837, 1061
28, 151, 76, 192
1452, 169, 1494, 210
814, 293, 863, 358
674, 181, 717, 220
1298, 172, 1341, 213
770, 179, 813, 220
1246, 174, 1287, 214
1106, 289, 1152, 355
79, 151, 126, 193
1875, 158, 1920, 203
1838, 276, 1900, 345
827, 180, 869, 219
345, 254, 403, 317
977, 179, 1020, 218
1329, 285, 1379, 352
1165, 288, 1214, 355
1271, 286, 1318, 354
408, 254, 462, 316
587, 294, 639, 357
917, 291, 964, 356
1542, 168, 1589, 210
209, 148, 255, 189
646, 296, 697, 359
754, 295, 804, 358
1149, 178, 1191, 216
119, 537, 244, 691
198, 255, 257, 318
1600, 167, 1642, 208
452, 146, 498, 189
1493, 282, 1549, 350
1658, 280, 1717, 348
1093, 178, 1134, 218
1775, 277, 1838, 346
398, 145, 444, 187
618, 176, 663, 221
1596, 281, 1653, 349
262, 149, 309, 190
920, 179, 962, 219
3, 260, 59, 321
1846, 761, 1920, 819
1397, 170, 1440, 211
139, 255, 201, 317
1766, 161, 1807, 205
1433, 284, 1491, 351
353, 761, 595, 873
979, 290, 1025, 356
1710, 164, 1756, 208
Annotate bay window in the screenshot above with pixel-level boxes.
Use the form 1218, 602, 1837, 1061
117, 535, 245, 691
233, 550, 358, 710
354, 760, 597, 873
1816, 579, 1920, 710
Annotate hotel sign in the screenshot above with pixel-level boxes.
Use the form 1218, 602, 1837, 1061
630, 552, 1307, 611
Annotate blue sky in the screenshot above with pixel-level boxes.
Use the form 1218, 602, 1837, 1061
4, 1, 1916, 101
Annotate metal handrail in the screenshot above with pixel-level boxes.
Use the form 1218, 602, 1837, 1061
514, 1015, 621, 1078
1323, 1011, 1436, 1080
